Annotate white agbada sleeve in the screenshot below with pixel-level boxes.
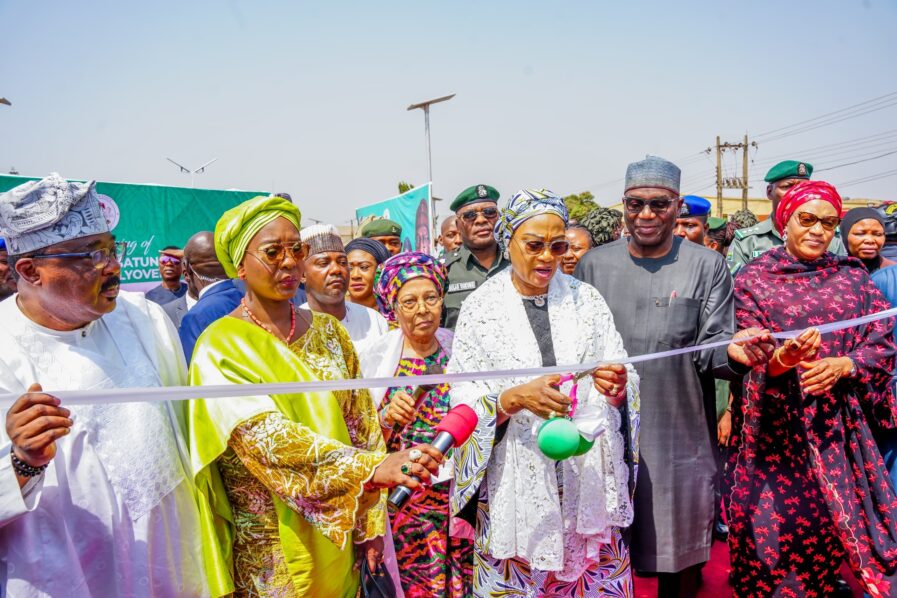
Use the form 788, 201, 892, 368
0, 292, 208, 597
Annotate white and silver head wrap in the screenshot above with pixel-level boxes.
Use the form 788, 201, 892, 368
0, 174, 109, 255
494, 188, 569, 252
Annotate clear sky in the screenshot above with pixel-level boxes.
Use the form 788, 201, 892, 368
1, 0, 896, 223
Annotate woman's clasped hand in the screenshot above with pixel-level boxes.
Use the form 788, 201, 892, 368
368, 444, 444, 489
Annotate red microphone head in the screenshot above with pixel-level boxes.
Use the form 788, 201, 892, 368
435, 404, 478, 446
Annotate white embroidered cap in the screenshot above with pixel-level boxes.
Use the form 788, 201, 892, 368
0, 173, 109, 254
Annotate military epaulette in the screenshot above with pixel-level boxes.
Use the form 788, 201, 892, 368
444, 250, 463, 267
734, 225, 761, 240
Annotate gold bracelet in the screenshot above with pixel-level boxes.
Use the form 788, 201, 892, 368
772, 348, 796, 370
496, 393, 513, 417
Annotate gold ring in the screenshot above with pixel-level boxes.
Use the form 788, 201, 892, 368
549, 410, 557, 419
401, 463, 413, 475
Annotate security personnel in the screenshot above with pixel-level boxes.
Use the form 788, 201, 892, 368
876, 203, 897, 261
442, 184, 508, 329
726, 160, 845, 274
359, 218, 403, 255
674, 195, 712, 245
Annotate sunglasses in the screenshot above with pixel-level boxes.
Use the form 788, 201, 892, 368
517, 239, 570, 257
459, 207, 499, 222
250, 242, 308, 265
623, 196, 676, 214
159, 255, 181, 265
794, 212, 841, 231
31, 241, 128, 270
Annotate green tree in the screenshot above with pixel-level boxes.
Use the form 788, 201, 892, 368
398, 181, 415, 194
563, 191, 598, 222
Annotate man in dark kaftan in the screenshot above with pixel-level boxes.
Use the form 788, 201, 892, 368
575, 155, 773, 597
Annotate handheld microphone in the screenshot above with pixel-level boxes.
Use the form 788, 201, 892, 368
387, 404, 478, 511
392, 363, 445, 436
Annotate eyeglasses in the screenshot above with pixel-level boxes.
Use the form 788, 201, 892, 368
517, 239, 570, 257
250, 242, 308, 265
397, 294, 443, 314
459, 207, 499, 222
623, 196, 676, 214
795, 212, 841, 231
159, 255, 181, 265
31, 241, 127, 270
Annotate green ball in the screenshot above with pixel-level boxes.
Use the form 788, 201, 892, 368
537, 417, 581, 461
572, 435, 595, 456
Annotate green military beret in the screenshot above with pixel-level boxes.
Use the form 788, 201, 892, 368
360, 218, 402, 238
764, 160, 813, 184
450, 184, 500, 212
707, 216, 727, 230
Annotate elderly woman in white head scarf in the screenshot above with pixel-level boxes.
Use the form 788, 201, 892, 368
447, 189, 640, 597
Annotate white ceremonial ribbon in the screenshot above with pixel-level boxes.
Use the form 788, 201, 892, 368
2, 306, 896, 409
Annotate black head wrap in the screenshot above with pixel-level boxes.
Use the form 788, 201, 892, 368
345, 237, 391, 264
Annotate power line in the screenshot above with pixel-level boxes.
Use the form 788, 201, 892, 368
814, 149, 897, 172
754, 91, 897, 139
837, 168, 897, 188
587, 94, 897, 194
583, 150, 710, 191
756, 100, 897, 144
746, 143, 897, 175
751, 132, 897, 167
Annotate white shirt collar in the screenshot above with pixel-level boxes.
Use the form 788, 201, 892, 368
198, 278, 229, 299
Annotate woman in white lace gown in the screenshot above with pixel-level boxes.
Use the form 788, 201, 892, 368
448, 189, 640, 597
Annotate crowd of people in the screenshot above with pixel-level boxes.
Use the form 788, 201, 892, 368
0, 155, 896, 598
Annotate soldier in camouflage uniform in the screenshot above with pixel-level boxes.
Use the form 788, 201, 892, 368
726, 160, 845, 274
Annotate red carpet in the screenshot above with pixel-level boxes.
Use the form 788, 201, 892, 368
633, 540, 864, 597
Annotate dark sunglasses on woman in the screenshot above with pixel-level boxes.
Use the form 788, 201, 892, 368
517, 239, 570, 257
794, 212, 841, 231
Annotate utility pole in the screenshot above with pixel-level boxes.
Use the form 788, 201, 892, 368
715, 136, 722, 217
742, 134, 749, 210
711, 136, 758, 216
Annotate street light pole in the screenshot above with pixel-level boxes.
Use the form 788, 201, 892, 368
165, 157, 218, 188
407, 94, 455, 254
407, 94, 455, 186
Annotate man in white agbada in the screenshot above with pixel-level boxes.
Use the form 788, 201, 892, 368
0, 174, 207, 597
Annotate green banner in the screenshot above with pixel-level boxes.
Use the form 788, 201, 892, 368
0, 175, 265, 289
355, 183, 433, 254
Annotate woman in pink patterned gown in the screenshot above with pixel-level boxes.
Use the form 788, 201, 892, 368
728, 180, 897, 598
